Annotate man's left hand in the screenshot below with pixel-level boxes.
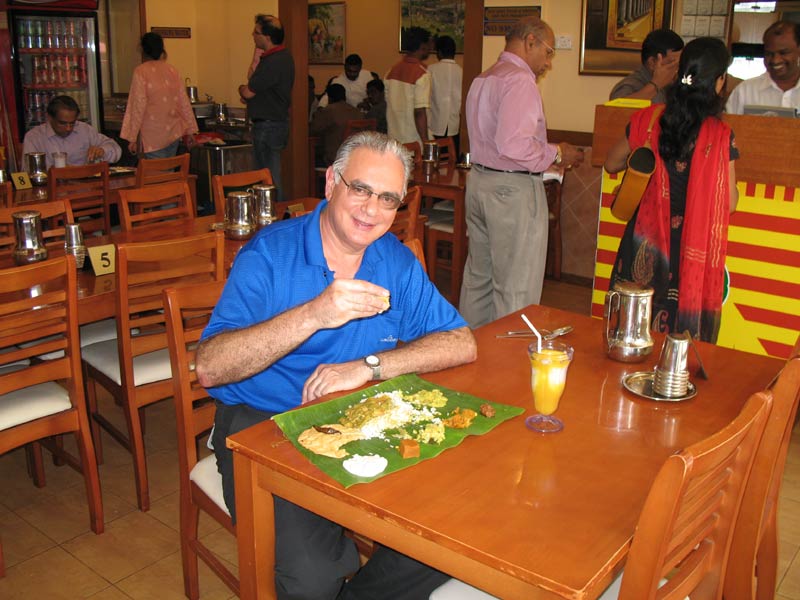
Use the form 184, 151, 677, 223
86, 146, 105, 163
301, 360, 370, 405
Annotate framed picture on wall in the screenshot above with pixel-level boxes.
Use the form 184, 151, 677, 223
580, 0, 674, 75
400, 0, 466, 53
309, 2, 346, 65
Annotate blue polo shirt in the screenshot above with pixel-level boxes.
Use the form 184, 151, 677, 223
202, 200, 467, 412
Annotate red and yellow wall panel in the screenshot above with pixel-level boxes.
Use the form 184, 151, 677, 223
592, 172, 800, 359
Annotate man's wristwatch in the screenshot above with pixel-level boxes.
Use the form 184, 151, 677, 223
364, 355, 381, 380
554, 145, 563, 166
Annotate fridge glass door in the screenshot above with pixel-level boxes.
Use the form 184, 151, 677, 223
14, 13, 101, 134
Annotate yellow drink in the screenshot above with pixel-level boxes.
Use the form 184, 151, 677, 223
529, 343, 573, 416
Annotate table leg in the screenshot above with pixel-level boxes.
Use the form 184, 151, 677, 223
234, 451, 276, 600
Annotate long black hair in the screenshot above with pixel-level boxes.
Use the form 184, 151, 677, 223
659, 37, 730, 162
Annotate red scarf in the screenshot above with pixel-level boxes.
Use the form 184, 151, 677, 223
629, 105, 731, 341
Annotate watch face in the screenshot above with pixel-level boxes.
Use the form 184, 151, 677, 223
366, 355, 380, 367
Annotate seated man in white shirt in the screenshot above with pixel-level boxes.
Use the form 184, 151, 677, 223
22, 95, 121, 169
318, 53, 379, 109
726, 20, 800, 115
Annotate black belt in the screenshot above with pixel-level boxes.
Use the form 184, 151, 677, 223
474, 163, 542, 176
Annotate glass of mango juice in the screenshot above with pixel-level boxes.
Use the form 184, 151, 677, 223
526, 341, 574, 433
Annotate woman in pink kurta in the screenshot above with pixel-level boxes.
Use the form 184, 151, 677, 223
121, 33, 197, 158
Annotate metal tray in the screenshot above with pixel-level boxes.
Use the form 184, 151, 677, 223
622, 371, 697, 402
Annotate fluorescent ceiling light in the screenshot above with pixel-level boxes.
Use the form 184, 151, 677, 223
734, 2, 777, 11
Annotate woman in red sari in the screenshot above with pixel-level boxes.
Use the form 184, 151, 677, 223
605, 37, 739, 343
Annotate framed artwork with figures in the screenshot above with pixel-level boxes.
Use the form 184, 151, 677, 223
580, 0, 674, 75
308, 2, 346, 65
400, 0, 465, 53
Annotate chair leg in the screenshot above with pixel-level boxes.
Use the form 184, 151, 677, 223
83, 370, 104, 465
73, 427, 104, 535
756, 509, 779, 600
181, 494, 202, 599
123, 402, 150, 511
52, 434, 66, 467
25, 442, 47, 488
0, 535, 5, 578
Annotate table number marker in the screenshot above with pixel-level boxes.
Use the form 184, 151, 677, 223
88, 244, 116, 276
11, 172, 32, 190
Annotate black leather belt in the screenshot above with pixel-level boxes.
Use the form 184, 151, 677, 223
474, 162, 542, 176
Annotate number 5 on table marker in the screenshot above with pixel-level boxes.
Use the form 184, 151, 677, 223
88, 244, 116, 276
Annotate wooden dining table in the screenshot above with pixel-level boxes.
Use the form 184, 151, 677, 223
227, 304, 782, 599
0, 215, 243, 325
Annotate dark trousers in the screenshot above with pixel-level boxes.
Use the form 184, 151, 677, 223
213, 401, 449, 600
252, 119, 289, 201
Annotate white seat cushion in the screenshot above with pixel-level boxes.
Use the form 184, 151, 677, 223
79, 318, 119, 346
82, 339, 172, 386
423, 209, 454, 226
0, 382, 72, 431
190, 454, 230, 517
430, 579, 497, 599
429, 221, 454, 234
431, 200, 454, 212
0, 345, 30, 370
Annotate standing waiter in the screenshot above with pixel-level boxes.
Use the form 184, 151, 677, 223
239, 14, 294, 200
459, 16, 584, 328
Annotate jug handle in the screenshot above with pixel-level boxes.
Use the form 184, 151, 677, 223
604, 290, 619, 349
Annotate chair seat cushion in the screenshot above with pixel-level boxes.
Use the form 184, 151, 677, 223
79, 318, 120, 346
190, 454, 230, 517
423, 208, 454, 225
431, 200, 454, 212
82, 339, 172, 387
429, 221, 454, 234
0, 382, 72, 431
429, 579, 497, 599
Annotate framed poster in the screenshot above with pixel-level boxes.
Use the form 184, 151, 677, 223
309, 2, 346, 65
400, 0, 466, 53
580, 0, 674, 75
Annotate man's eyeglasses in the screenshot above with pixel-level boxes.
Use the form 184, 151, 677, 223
538, 37, 556, 59
337, 172, 403, 210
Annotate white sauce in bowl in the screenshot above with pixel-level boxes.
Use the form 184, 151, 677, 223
343, 454, 388, 477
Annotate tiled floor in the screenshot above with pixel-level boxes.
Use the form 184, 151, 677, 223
0, 278, 798, 598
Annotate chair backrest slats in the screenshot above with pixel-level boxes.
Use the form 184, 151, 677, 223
135, 153, 190, 187
343, 118, 377, 140
118, 181, 195, 231
618, 391, 772, 600
389, 185, 421, 242
47, 163, 111, 236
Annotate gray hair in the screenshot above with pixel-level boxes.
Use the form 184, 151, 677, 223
505, 16, 550, 44
331, 131, 413, 196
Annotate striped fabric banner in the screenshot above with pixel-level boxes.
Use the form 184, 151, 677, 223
592, 171, 800, 359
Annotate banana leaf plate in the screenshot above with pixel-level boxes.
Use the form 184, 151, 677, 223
272, 374, 524, 487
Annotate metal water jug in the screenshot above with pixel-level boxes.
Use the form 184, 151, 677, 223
603, 281, 654, 363
26, 152, 48, 186
249, 184, 276, 228
224, 191, 255, 239
12, 210, 48, 265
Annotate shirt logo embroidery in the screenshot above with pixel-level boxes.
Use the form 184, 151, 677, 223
380, 335, 398, 343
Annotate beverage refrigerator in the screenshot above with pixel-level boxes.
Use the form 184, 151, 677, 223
5, 0, 103, 161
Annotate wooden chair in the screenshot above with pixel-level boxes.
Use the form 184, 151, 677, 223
0, 181, 12, 207
343, 118, 377, 140
404, 237, 426, 271
724, 338, 800, 600
424, 217, 456, 304
544, 171, 565, 280
0, 256, 104, 578
273, 197, 323, 220
82, 231, 226, 512
403, 141, 422, 165
432, 391, 772, 600
135, 153, 190, 187
47, 163, 111, 237
388, 185, 421, 242
433, 137, 457, 167
0, 200, 74, 253
164, 280, 238, 599
211, 168, 273, 221
117, 181, 195, 231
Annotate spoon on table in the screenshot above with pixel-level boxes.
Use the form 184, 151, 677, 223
496, 325, 574, 340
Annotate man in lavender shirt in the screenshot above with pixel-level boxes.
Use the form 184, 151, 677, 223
22, 95, 121, 169
459, 17, 584, 328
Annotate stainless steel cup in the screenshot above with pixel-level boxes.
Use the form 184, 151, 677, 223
422, 159, 436, 177
12, 210, 48, 265
463, 152, 470, 166
0, 168, 7, 183
52, 151, 67, 168
653, 333, 690, 398
249, 184, 276, 228
26, 152, 48, 186
64, 223, 87, 268
224, 191, 255, 239
422, 141, 439, 166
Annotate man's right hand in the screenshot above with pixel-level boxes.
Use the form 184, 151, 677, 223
560, 143, 585, 170
652, 52, 680, 90
311, 279, 391, 330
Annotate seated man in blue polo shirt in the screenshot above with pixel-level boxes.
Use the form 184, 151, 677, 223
196, 131, 477, 600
